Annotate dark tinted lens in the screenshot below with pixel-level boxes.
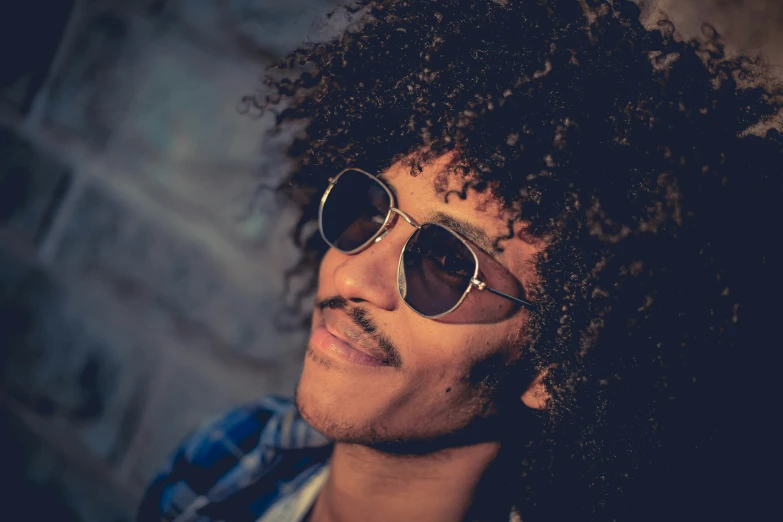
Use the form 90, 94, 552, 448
320, 170, 391, 252
399, 224, 476, 316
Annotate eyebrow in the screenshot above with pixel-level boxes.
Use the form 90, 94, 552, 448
427, 211, 498, 255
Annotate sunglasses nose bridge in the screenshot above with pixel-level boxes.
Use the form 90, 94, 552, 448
389, 207, 421, 229
372, 207, 420, 246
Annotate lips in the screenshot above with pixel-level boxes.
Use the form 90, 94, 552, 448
314, 308, 391, 366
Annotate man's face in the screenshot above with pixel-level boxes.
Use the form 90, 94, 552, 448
296, 154, 543, 446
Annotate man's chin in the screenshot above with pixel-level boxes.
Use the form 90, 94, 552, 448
294, 378, 371, 444
294, 362, 405, 445
295, 344, 384, 434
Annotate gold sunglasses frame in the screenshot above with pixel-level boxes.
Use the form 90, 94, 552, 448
318, 168, 535, 318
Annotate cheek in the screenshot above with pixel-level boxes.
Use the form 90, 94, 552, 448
402, 325, 518, 395
388, 333, 517, 432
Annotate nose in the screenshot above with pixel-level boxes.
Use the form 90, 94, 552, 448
331, 216, 412, 311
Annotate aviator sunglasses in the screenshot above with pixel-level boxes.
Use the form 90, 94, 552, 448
318, 168, 536, 318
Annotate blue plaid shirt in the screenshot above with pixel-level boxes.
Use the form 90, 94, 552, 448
136, 396, 333, 522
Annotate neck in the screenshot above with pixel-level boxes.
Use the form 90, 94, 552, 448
309, 440, 515, 522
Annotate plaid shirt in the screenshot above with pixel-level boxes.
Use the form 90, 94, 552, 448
136, 396, 333, 522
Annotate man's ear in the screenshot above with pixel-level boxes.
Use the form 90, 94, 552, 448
521, 370, 551, 410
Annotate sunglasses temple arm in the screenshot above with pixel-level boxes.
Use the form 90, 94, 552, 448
485, 287, 536, 311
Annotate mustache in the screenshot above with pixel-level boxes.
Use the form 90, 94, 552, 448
318, 296, 402, 368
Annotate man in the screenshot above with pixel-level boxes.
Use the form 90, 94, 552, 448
138, 1, 782, 521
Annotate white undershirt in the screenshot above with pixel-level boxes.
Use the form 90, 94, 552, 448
256, 465, 330, 522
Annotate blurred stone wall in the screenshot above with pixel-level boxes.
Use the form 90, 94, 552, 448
0, 1, 780, 521
0, 1, 343, 520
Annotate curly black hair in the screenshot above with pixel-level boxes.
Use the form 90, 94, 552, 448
246, 1, 783, 520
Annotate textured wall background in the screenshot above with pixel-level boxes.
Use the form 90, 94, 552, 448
0, 1, 780, 521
